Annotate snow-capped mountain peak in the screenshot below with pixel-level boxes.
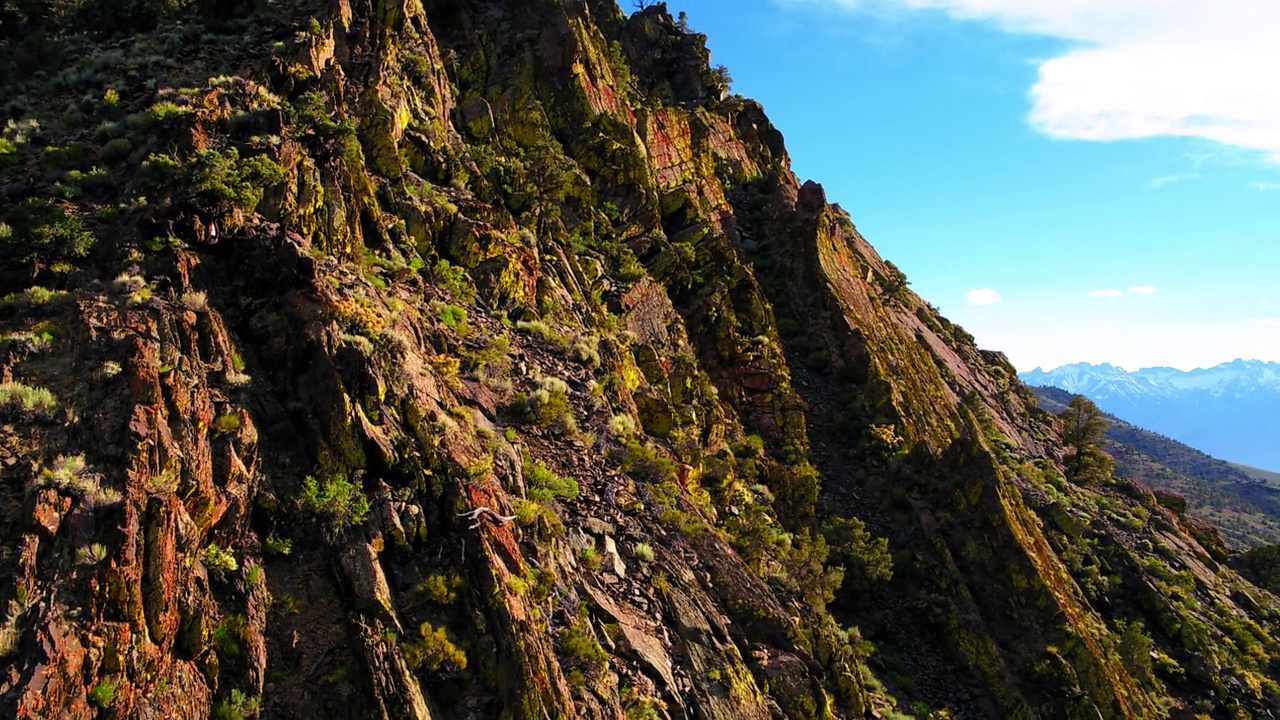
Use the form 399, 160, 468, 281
1019, 360, 1280, 470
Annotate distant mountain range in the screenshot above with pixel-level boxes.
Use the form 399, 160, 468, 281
1021, 360, 1280, 471
1035, 386, 1280, 548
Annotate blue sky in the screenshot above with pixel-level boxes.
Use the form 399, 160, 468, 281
660, 0, 1280, 372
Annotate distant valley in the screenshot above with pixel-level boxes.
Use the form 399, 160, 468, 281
1035, 386, 1280, 548
1021, 359, 1280, 471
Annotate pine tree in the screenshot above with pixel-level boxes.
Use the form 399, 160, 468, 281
1059, 395, 1114, 485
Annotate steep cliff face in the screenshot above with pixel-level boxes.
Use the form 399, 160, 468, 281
1, 1, 1278, 719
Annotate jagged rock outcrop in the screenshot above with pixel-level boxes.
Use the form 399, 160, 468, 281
0, 1, 1277, 719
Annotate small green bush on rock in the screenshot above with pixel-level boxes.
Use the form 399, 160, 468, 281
403, 621, 467, 674
202, 544, 238, 576
0, 382, 58, 416
298, 473, 371, 531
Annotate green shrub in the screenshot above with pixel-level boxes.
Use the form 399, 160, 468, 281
403, 622, 467, 674
37, 455, 122, 504
569, 334, 601, 368
559, 611, 608, 680
202, 544, 238, 576
408, 181, 458, 213
438, 304, 467, 328
76, 543, 109, 565
1239, 544, 1280, 593
524, 455, 580, 504
429, 259, 472, 298
188, 148, 283, 213
608, 414, 638, 439
465, 336, 511, 376
0, 286, 69, 309
0, 621, 19, 659
289, 91, 357, 138
142, 148, 283, 216
149, 100, 190, 121
516, 319, 568, 345
623, 689, 665, 720
0, 199, 95, 268
333, 296, 385, 338
264, 534, 293, 556
632, 543, 655, 563
517, 376, 575, 431
213, 413, 242, 434
88, 678, 118, 707
578, 547, 602, 572
213, 689, 261, 720
1116, 619, 1156, 688
212, 614, 247, 657
419, 573, 464, 605
619, 440, 679, 484
0, 382, 58, 416
102, 137, 132, 160
42, 143, 95, 171
298, 473, 370, 531
824, 516, 893, 589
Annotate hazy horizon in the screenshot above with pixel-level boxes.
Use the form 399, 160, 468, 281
1021, 357, 1280, 375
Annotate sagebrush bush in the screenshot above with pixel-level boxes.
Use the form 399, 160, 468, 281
516, 319, 567, 345
569, 334, 601, 368
632, 542, 655, 563
37, 455, 122, 504
182, 290, 209, 312
0, 286, 67, 309
0, 382, 58, 416
518, 376, 576, 432
608, 414, 638, 439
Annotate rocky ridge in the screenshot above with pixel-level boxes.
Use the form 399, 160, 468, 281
0, 1, 1277, 719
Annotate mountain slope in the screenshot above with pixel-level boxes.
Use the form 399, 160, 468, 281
0, 1, 1278, 719
1233, 464, 1280, 486
1022, 360, 1280, 470
1035, 386, 1280, 549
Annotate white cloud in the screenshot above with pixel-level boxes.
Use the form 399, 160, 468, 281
1147, 173, 1197, 188
795, 0, 1280, 161
1089, 289, 1124, 298
1255, 182, 1280, 191
1128, 285, 1158, 294
966, 288, 1002, 306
